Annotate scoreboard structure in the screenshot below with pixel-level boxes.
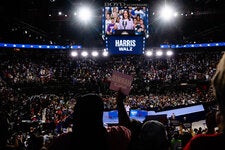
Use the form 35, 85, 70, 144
102, 1, 149, 55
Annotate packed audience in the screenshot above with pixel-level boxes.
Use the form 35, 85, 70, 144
0, 48, 223, 149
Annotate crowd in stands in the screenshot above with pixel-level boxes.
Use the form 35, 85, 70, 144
0, 48, 224, 149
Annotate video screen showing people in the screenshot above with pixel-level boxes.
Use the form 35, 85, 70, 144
103, 2, 148, 36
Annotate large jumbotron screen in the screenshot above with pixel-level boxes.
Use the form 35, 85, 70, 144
102, 1, 149, 55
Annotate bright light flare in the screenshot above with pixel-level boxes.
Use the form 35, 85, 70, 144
71, 51, 78, 57
145, 51, 153, 57
81, 51, 88, 57
77, 6, 92, 22
102, 51, 109, 57
166, 50, 173, 56
160, 5, 175, 21
156, 50, 163, 56
91, 51, 99, 57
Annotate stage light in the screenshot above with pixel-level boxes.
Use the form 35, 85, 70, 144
91, 51, 99, 57
71, 51, 78, 57
81, 51, 88, 57
145, 50, 153, 57
166, 50, 173, 56
58, 11, 62, 16
160, 5, 175, 21
156, 50, 163, 56
77, 6, 92, 23
102, 51, 109, 57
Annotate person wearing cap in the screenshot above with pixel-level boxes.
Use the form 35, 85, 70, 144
183, 53, 225, 150
47, 93, 131, 150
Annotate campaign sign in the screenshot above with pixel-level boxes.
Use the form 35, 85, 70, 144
106, 36, 144, 55
109, 71, 133, 95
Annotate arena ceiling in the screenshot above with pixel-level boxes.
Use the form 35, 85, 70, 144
0, 0, 225, 48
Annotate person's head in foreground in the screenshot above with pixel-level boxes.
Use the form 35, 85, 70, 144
137, 120, 169, 150
73, 93, 105, 128
211, 53, 225, 133
183, 53, 225, 150
72, 93, 108, 148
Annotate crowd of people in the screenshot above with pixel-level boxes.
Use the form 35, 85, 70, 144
0, 48, 224, 149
